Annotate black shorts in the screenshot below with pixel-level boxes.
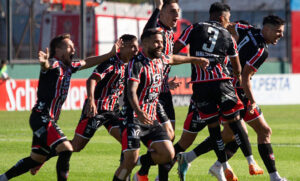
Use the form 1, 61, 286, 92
30, 110, 67, 156
156, 102, 169, 124
183, 100, 207, 133
121, 119, 170, 152
75, 103, 120, 139
159, 91, 175, 121
192, 80, 244, 124
236, 88, 262, 122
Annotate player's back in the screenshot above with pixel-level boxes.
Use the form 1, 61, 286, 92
179, 21, 238, 82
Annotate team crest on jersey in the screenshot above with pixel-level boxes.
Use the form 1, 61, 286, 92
153, 74, 161, 84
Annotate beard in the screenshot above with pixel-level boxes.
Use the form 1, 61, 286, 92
148, 47, 162, 59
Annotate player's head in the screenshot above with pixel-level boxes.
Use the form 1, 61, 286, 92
160, 0, 180, 28
141, 28, 163, 59
1, 59, 7, 66
262, 15, 285, 45
49, 33, 75, 65
119, 34, 138, 62
209, 2, 231, 28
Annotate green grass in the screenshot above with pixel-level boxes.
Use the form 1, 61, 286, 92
0, 105, 300, 181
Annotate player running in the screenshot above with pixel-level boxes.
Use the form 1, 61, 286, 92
0, 33, 120, 181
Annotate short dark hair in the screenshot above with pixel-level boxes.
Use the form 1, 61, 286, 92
120, 34, 137, 43
263, 15, 285, 26
49, 33, 71, 58
162, 0, 178, 9
141, 28, 162, 42
209, 2, 230, 16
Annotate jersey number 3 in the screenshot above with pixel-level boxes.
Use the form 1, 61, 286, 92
203, 27, 219, 53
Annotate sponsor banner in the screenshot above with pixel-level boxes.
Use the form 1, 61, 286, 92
251, 74, 300, 105
1, 74, 300, 111
0, 79, 87, 111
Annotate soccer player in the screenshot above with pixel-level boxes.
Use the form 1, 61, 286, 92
176, 15, 287, 181
112, 28, 209, 181
0, 33, 120, 181
134, 0, 181, 180
72, 34, 138, 150
225, 15, 286, 181
173, 2, 259, 181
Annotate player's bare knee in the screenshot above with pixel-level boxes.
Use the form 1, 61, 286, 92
56, 141, 73, 153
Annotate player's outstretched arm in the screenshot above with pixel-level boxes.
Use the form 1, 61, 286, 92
169, 54, 209, 69
173, 41, 186, 54
143, 0, 162, 31
38, 48, 50, 71
79, 39, 123, 70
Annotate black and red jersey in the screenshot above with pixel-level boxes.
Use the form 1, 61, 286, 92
33, 58, 82, 121
123, 51, 170, 123
143, 9, 174, 92
229, 23, 268, 88
178, 21, 238, 83
235, 23, 268, 71
92, 54, 126, 111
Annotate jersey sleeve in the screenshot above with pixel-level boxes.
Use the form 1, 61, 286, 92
127, 59, 142, 83
178, 24, 194, 46
71, 61, 84, 73
92, 60, 114, 80
246, 47, 268, 72
227, 36, 239, 57
235, 23, 253, 37
143, 8, 160, 31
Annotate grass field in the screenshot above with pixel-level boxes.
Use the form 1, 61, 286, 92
0, 105, 300, 181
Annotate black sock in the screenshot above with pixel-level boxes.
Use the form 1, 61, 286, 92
138, 151, 155, 176
225, 141, 239, 160
56, 151, 72, 181
193, 136, 214, 156
208, 125, 227, 163
258, 143, 276, 173
229, 120, 252, 157
174, 143, 185, 155
158, 164, 169, 181
5, 157, 41, 179
113, 175, 124, 181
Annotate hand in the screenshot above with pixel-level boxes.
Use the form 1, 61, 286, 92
195, 57, 209, 69
38, 48, 49, 64
110, 38, 123, 56
247, 102, 256, 115
155, 0, 163, 10
84, 99, 98, 117
168, 76, 181, 90
136, 110, 153, 125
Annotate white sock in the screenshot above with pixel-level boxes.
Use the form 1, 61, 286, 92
221, 161, 231, 171
270, 171, 281, 180
185, 151, 197, 163
246, 155, 256, 165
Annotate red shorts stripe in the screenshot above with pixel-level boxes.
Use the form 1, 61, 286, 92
75, 118, 89, 136
183, 111, 194, 130
121, 128, 128, 151
46, 121, 63, 147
